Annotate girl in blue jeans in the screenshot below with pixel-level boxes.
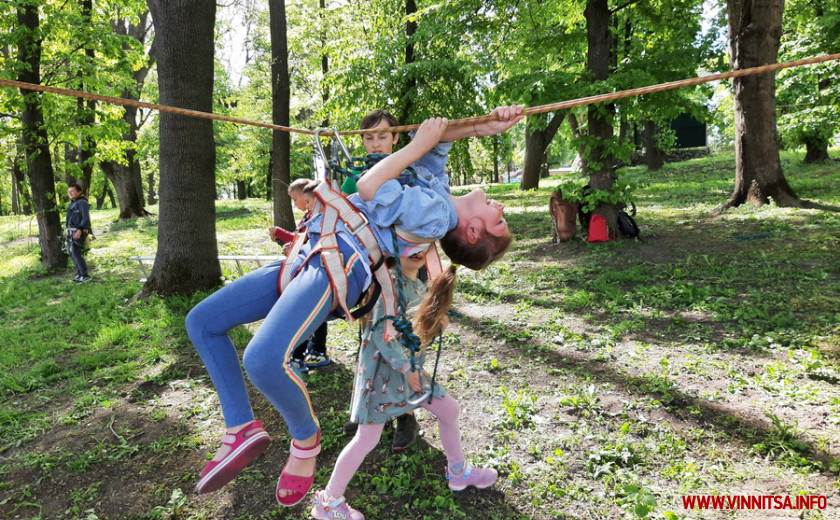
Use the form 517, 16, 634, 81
185, 106, 523, 505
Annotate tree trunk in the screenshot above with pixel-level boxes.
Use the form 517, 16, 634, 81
102, 11, 154, 219
399, 0, 418, 125
94, 177, 116, 210
521, 112, 565, 190
75, 0, 96, 193
492, 136, 499, 184
100, 146, 150, 219
319, 0, 330, 128
269, 0, 295, 230
142, 0, 220, 296
643, 120, 666, 171
265, 155, 272, 201
12, 140, 33, 215
584, 0, 618, 226
17, 3, 67, 269
803, 137, 830, 163
146, 170, 156, 205
725, 0, 796, 208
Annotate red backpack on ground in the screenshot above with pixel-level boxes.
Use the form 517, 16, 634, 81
587, 214, 611, 242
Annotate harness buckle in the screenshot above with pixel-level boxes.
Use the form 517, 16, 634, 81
344, 211, 369, 236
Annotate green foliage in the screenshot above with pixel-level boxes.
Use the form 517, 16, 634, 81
616, 483, 659, 519
557, 170, 640, 213
776, 2, 840, 155
751, 413, 814, 468
497, 386, 539, 431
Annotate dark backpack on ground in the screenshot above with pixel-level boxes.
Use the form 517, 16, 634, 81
549, 188, 578, 242
616, 202, 640, 239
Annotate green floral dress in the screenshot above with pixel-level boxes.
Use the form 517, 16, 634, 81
348, 270, 447, 425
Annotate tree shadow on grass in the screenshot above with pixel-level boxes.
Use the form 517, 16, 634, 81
453, 310, 840, 466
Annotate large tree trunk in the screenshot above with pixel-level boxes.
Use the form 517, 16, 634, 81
101, 11, 155, 219
100, 145, 150, 219
724, 0, 796, 208
521, 112, 565, 190
269, 0, 295, 230
75, 0, 96, 193
142, 0, 220, 296
584, 0, 618, 227
17, 3, 67, 268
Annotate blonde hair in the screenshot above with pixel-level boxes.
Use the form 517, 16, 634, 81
412, 265, 458, 346
357, 262, 457, 347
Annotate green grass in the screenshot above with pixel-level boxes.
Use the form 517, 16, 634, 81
1, 149, 839, 519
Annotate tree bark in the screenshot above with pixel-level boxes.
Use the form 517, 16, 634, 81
142, 0, 220, 296
17, 3, 67, 269
319, 0, 330, 128
75, 0, 96, 193
725, 0, 797, 208
643, 120, 665, 170
101, 11, 154, 219
584, 0, 618, 226
521, 112, 565, 190
399, 0, 418, 125
803, 137, 830, 163
146, 170, 156, 205
12, 140, 33, 215
269, 0, 295, 230
492, 136, 499, 184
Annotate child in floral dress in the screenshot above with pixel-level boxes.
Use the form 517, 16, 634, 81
311, 251, 498, 520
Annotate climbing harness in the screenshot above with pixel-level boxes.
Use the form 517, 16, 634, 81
292, 129, 449, 404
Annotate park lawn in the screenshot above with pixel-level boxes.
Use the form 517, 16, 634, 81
0, 149, 839, 520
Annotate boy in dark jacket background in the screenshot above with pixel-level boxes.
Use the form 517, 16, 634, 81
66, 183, 91, 283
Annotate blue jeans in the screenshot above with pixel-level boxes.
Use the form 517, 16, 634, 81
185, 237, 369, 440
67, 236, 88, 277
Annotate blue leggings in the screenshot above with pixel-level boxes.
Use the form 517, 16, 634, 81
185, 239, 369, 440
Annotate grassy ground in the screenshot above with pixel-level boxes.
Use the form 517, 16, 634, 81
1, 149, 839, 520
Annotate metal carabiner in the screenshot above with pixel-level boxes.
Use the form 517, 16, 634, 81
313, 127, 353, 172
405, 369, 433, 406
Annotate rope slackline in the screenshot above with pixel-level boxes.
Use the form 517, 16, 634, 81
2, 53, 838, 136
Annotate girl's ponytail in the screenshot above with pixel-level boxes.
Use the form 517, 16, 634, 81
412, 264, 458, 346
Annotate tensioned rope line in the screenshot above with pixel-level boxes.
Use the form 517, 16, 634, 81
0, 78, 314, 135
1, 53, 838, 136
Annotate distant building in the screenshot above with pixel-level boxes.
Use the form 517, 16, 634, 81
669, 113, 707, 148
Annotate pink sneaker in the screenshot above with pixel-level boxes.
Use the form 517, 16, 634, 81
446, 460, 498, 491
196, 420, 271, 493
310, 490, 365, 520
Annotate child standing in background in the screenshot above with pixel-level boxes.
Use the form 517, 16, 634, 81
341, 109, 422, 449
270, 179, 330, 372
